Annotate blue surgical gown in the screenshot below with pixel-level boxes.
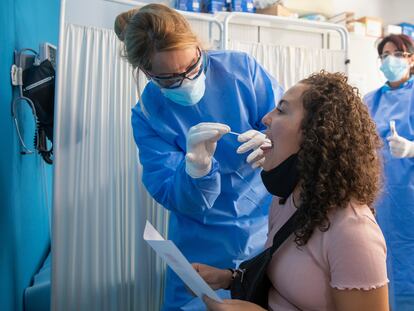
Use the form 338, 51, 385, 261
131, 50, 283, 311
364, 77, 414, 311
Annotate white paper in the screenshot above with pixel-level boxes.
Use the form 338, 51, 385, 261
143, 221, 223, 303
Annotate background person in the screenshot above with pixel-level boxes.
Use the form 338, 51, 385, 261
364, 34, 414, 311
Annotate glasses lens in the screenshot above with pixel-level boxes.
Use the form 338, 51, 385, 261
154, 77, 183, 88
380, 51, 409, 60
187, 62, 203, 80
394, 51, 405, 58
380, 53, 390, 60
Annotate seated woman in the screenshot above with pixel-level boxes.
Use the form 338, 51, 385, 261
194, 71, 389, 311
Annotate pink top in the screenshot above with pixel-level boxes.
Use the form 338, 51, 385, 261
265, 195, 388, 311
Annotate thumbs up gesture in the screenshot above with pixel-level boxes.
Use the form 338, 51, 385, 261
387, 120, 414, 158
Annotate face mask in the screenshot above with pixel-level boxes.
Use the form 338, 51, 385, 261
260, 153, 300, 199
380, 55, 410, 82
160, 71, 206, 106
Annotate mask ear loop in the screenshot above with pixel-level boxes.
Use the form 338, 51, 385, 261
11, 48, 40, 155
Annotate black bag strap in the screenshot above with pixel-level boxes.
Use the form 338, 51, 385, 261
269, 210, 298, 254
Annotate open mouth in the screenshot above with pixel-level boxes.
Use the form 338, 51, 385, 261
261, 137, 273, 151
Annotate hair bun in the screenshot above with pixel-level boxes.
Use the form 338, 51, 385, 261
114, 8, 138, 41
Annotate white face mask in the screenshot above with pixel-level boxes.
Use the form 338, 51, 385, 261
160, 71, 206, 106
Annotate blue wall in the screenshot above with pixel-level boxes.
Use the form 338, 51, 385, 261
0, 0, 60, 310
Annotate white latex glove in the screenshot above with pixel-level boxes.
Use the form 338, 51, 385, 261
387, 120, 414, 158
186, 122, 230, 178
236, 130, 271, 169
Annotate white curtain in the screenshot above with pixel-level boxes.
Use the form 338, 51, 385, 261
52, 24, 168, 311
228, 40, 346, 90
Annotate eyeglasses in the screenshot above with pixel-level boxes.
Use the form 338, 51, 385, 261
379, 51, 412, 61
147, 48, 203, 89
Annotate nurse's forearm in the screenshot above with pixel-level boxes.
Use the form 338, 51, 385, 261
168, 159, 221, 215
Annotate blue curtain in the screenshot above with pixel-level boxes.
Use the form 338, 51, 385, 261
0, 1, 60, 310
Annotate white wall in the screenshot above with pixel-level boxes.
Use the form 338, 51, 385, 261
382, 0, 414, 25
348, 34, 385, 96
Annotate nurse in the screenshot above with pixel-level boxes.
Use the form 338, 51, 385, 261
114, 4, 283, 310
364, 34, 414, 310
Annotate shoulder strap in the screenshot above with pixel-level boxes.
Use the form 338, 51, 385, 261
270, 210, 298, 254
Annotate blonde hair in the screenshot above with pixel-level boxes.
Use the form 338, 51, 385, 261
114, 4, 201, 115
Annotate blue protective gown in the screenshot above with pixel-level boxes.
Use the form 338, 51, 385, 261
132, 50, 283, 311
364, 77, 414, 311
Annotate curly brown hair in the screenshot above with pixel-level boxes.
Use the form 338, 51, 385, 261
294, 71, 383, 246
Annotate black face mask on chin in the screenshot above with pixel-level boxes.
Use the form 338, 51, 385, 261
260, 153, 300, 201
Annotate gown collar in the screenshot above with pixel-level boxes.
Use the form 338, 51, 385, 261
381, 75, 414, 93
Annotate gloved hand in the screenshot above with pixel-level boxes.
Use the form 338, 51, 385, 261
236, 130, 271, 169
387, 120, 414, 158
186, 122, 230, 178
